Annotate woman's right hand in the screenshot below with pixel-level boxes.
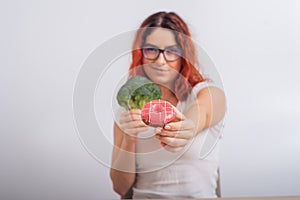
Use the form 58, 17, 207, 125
119, 109, 149, 142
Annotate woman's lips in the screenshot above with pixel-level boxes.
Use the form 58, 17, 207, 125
151, 66, 169, 73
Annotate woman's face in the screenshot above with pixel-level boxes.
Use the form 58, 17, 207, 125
142, 28, 182, 89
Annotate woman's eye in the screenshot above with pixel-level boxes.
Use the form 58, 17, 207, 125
146, 47, 157, 52
166, 48, 181, 55
144, 47, 158, 54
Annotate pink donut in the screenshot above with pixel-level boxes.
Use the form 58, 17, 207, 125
141, 99, 176, 127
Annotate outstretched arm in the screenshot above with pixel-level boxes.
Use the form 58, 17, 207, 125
155, 86, 226, 152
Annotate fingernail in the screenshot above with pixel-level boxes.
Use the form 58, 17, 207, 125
164, 125, 171, 130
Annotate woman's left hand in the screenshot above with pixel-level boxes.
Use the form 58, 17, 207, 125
155, 107, 197, 152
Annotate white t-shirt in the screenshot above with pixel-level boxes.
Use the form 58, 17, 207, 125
132, 81, 224, 199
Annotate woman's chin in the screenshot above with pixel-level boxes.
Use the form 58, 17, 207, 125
151, 78, 173, 89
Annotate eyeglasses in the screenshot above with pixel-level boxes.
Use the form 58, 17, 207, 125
142, 45, 182, 62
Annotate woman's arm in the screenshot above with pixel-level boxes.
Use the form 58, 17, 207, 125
110, 110, 148, 196
186, 86, 226, 132
155, 86, 226, 152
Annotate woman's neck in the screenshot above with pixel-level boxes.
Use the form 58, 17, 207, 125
159, 85, 178, 106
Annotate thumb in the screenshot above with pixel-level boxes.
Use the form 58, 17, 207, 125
172, 105, 186, 121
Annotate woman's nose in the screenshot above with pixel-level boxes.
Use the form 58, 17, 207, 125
156, 52, 166, 65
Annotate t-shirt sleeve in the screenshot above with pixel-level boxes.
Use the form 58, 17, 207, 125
192, 80, 223, 95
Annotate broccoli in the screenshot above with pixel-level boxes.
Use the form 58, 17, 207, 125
117, 76, 162, 110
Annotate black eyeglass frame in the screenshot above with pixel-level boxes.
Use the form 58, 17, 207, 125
141, 45, 182, 62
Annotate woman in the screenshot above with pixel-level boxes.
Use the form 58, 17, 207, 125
110, 11, 226, 198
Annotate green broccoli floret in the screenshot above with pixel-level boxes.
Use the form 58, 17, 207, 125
117, 76, 162, 110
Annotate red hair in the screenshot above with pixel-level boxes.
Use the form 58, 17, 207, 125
129, 11, 204, 101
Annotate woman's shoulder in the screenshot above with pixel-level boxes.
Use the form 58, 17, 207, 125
192, 80, 221, 94
177, 80, 223, 108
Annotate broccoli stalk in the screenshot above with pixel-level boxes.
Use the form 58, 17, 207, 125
117, 76, 162, 110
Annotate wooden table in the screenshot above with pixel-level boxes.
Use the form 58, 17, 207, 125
203, 196, 300, 200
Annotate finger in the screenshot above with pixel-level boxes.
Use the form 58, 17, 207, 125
120, 112, 144, 123
157, 138, 185, 152
162, 145, 184, 153
172, 106, 186, 121
154, 127, 163, 134
119, 112, 131, 123
164, 119, 194, 131
158, 136, 188, 148
120, 109, 142, 118
128, 109, 142, 115
156, 130, 193, 139
120, 115, 143, 124
160, 141, 167, 147
120, 120, 148, 130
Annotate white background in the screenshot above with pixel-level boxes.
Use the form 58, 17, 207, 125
1, 0, 300, 199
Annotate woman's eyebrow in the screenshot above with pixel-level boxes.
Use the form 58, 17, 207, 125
165, 44, 180, 49
143, 43, 179, 49
142, 43, 159, 48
